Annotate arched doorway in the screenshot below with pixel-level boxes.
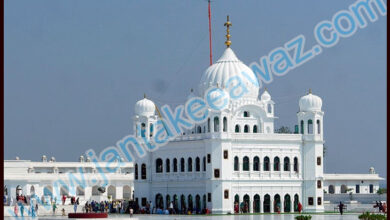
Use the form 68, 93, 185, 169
284, 194, 291, 212
30, 185, 35, 196
243, 194, 250, 213
60, 185, 69, 196
195, 195, 201, 212
274, 194, 281, 212
329, 185, 335, 194
254, 194, 260, 213
263, 194, 271, 213
123, 185, 131, 200
155, 194, 164, 209
16, 185, 23, 197
166, 195, 171, 209
92, 186, 100, 196
188, 195, 193, 212
180, 195, 186, 212
173, 195, 178, 211
341, 185, 348, 193
107, 185, 116, 200
76, 186, 85, 196
294, 194, 299, 212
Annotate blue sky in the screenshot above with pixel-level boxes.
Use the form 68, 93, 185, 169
5, 1, 386, 181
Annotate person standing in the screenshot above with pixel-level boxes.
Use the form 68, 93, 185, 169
298, 202, 302, 213
35, 203, 39, 216
13, 203, 18, 216
52, 202, 57, 215
150, 201, 154, 214
338, 201, 344, 215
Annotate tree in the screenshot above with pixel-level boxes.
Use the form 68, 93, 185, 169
377, 188, 386, 195
275, 126, 292, 134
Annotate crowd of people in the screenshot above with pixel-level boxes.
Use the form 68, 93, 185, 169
374, 201, 387, 214
233, 201, 303, 214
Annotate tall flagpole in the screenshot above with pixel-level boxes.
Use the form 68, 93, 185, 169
208, 0, 213, 66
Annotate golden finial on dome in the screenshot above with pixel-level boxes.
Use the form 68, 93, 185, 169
144, 93, 146, 98
309, 88, 312, 94
190, 88, 194, 93
224, 15, 232, 48
264, 87, 268, 91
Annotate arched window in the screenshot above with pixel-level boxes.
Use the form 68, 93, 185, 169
274, 157, 280, 171
188, 157, 193, 172
195, 157, 200, 172
253, 125, 258, 133
235, 125, 240, 133
264, 157, 270, 171
203, 156, 206, 171
243, 111, 249, 117
76, 186, 85, 196
173, 158, 178, 172
253, 156, 259, 171
341, 185, 348, 193
317, 120, 321, 134
197, 126, 201, 134
308, 119, 313, 134
243, 156, 249, 171
141, 123, 146, 137
166, 159, 170, 173
284, 194, 291, 212
268, 104, 272, 113
263, 194, 271, 213
180, 158, 185, 172
293, 157, 298, 172
30, 185, 35, 195
141, 164, 146, 179
284, 157, 290, 171
214, 117, 219, 132
234, 156, 239, 171
135, 163, 138, 179
156, 158, 163, 173
300, 120, 304, 134
223, 117, 227, 132
328, 185, 335, 194
150, 123, 153, 137
294, 194, 299, 212
207, 118, 210, 132
244, 125, 249, 133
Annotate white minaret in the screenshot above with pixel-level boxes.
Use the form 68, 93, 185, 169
133, 94, 158, 206
297, 89, 324, 212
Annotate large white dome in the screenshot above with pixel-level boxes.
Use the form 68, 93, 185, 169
199, 48, 259, 99
299, 91, 322, 112
135, 97, 155, 117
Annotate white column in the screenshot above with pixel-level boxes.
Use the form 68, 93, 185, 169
270, 197, 274, 213
281, 198, 284, 213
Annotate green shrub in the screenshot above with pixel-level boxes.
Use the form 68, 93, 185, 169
358, 212, 387, 220
295, 215, 312, 220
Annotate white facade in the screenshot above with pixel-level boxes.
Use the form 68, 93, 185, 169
133, 47, 326, 214
324, 169, 383, 195
4, 157, 134, 206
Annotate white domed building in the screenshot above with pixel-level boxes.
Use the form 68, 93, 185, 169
130, 21, 383, 214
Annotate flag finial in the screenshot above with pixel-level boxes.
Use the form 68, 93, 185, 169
224, 15, 232, 47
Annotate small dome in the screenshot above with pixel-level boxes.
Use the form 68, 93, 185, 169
135, 97, 155, 117
369, 167, 375, 174
261, 89, 271, 101
299, 90, 322, 112
199, 48, 259, 99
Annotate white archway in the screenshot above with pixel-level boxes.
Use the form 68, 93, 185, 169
123, 185, 131, 200
107, 185, 116, 200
